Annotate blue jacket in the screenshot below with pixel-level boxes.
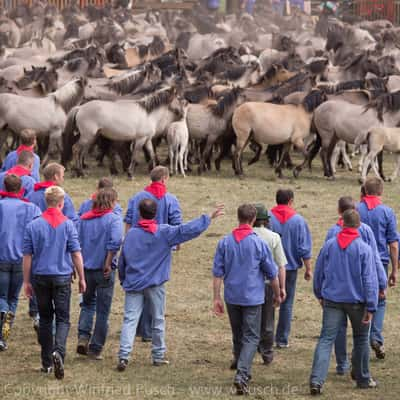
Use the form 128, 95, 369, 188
23, 217, 81, 276
0, 172, 35, 198
213, 232, 278, 306
78, 213, 123, 270
270, 213, 312, 270
78, 198, 123, 217
124, 191, 182, 226
326, 222, 387, 290
1, 151, 41, 182
314, 237, 378, 312
119, 215, 210, 291
28, 188, 79, 226
0, 198, 41, 264
357, 202, 398, 265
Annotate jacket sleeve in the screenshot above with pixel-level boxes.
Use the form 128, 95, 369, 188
260, 241, 278, 280
168, 195, 183, 226
66, 222, 81, 253
325, 227, 335, 242
362, 247, 379, 313
63, 195, 79, 227
386, 209, 398, 244
298, 219, 312, 260
114, 203, 123, 216
212, 239, 225, 278
24, 178, 35, 199
313, 246, 327, 300
124, 198, 134, 225
118, 246, 126, 283
107, 216, 123, 252
164, 215, 211, 247
365, 227, 388, 290
23, 223, 34, 255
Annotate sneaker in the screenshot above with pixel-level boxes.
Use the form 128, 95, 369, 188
233, 377, 249, 396
52, 351, 64, 380
76, 337, 89, 356
230, 359, 238, 370
88, 351, 103, 361
2, 312, 14, 341
357, 378, 378, 389
276, 343, 289, 349
153, 358, 170, 366
0, 339, 8, 351
40, 366, 53, 374
262, 356, 273, 365
117, 359, 128, 372
310, 383, 322, 395
371, 341, 385, 360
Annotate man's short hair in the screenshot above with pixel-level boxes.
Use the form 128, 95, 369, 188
237, 204, 257, 224
97, 177, 114, 190
45, 185, 65, 208
17, 150, 34, 167
338, 196, 355, 214
43, 163, 64, 181
4, 174, 22, 193
364, 177, 383, 196
276, 189, 294, 205
139, 198, 157, 220
342, 209, 360, 228
150, 166, 169, 182
20, 128, 36, 146
93, 188, 117, 210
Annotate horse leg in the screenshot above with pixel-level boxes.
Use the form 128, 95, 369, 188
175, 146, 179, 176
199, 136, 215, 174
377, 151, 386, 181
331, 143, 341, 175
248, 140, 262, 166
360, 151, 376, 183
179, 146, 186, 177
326, 136, 338, 179
128, 138, 149, 178
275, 143, 291, 178
342, 145, 353, 171
168, 145, 174, 175
389, 153, 400, 182
42, 130, 62, 168
144, 139, 156, 172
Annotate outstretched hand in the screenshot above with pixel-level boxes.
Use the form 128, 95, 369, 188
210, 204, 225, 220
213, 299, 225, 316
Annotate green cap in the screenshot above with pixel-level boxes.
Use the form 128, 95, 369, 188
254, 203, 269, 221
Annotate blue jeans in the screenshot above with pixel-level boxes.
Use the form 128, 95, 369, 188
310, 300, 371, 387
226, 303, 262, 380
32, 275, 71, 368
78, 269, 115, 353
0, 263, 23, 315
276, 269, 298, 346
259, 284, 275, 362
137, 300, 152, 339
118, 284, 166, 361
334, 317, 350, 373
370, 264, 388, 345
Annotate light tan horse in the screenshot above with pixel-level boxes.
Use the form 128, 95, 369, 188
232, 90, 327, 177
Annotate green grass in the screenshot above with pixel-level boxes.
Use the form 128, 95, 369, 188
1, 152, 400, 400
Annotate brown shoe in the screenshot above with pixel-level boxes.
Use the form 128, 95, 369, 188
76, 337, 89, 356
371, 341, 385, 360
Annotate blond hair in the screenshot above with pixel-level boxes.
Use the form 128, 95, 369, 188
43, 163, 65, 181
45, 186, 65, 208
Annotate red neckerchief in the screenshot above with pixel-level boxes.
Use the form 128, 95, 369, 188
91, 192, 97, 200
271, 205, 296, 224
42, 207, 67, 228
34, 181, 56, 191
0, 189, 28, 202
6, 165, 31, 177
145, 182, 167, 199
80, 208, 113, 220
363, 195, 382, 210
232, 224, 253, 243
137, 219, 158, 234
337, 227, 360, 249
337, 218, 344, 227
16, 145, 34, 155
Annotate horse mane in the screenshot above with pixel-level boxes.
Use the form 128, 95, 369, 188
138, 44, 148, 58
209, 87, 242, 117
306, 58, 329, 75
149, 36, 166, 57
364, 90, 400, 121
138, 87, 176, 113
50, 78, 85, 114
219, 65, 248, 81
107, 68, 147, 95
366, 77, 388, 91
344, 53, 366, 70
302, 90, 327, 112
273, 72, 313, 99
184, 84, 212, 103
66, 58, 83, 72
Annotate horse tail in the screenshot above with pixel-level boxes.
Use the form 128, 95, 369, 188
61, 106, 80, 165
306, 118, 321, 168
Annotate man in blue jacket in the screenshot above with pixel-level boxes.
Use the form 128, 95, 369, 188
1, 129, 41, 182
270, 189, 312, 348
124, 166, 182, 342
23, 186, 86, 380
117, 199, 223, 372
213, 204, 281, 395
357, 177, 398, 359
0, 175, 41, 351
310, 209, 378, 395
0, 151, 35, 198
325, 196, 387, 375
77, 188, 123, 359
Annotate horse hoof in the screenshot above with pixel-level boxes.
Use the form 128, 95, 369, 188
358, 178, 364, 185
293, 168, 300, 179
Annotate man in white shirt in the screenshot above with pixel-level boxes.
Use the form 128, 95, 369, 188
253, 204, 287, 364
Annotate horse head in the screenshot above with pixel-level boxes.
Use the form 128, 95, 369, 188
377, 55, 400, 77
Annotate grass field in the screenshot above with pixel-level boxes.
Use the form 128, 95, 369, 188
1, 152, 400, 400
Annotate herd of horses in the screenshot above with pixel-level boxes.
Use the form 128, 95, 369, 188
2, 2, 400, 181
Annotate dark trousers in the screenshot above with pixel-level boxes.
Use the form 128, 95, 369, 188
226, 303, 262, 380
310, 300, 371, 387
32, 275, 71, 368
259, 283, 275, 362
